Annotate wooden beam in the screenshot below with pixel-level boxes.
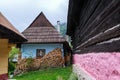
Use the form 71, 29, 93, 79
75, 39, 120, 54
76, 24, 120, 50
79, 2, 120, 45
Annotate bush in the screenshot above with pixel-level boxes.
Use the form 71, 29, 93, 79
9, 47, 19, 62
8, 62, 16, 74
26, 57, 33, 66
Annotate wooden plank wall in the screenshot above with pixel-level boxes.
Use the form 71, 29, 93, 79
69, 0, 120, 53
0, 39, 9, 74
0, 39, 16, 74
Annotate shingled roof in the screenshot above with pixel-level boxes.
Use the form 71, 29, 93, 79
22, 12, 65, 43
0, 12, 27, 42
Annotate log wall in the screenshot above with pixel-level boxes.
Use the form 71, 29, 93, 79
67, 0, 120, 53
0, 39, 16, 75
0, 39, 9, 75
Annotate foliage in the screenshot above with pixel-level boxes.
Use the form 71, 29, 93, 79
13, 66, 72, 80
60, 23, 67, 36
54, 23, 67, 37
54, 23, 73, 49
8, 62, 16, 74
68, 73, 78, 80
26, 57, 33, 66
68, 42, 73, 49
9, 47, 19, 61
9, 47, 19, 75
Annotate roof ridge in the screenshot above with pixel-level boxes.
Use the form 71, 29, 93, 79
28, 12, 53, 28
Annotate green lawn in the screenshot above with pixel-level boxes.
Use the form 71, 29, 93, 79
13, 66, 72, 80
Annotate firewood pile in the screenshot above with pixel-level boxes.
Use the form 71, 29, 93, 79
14, 48, 64, 75
40, 48, 64, 68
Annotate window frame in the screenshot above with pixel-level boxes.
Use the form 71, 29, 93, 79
36, 49, 46, 58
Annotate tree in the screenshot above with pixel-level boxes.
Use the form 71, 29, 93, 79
9, 47, 19, 62
9, 47, 20, 75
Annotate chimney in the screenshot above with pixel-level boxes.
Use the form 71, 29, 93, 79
57, 21, 60, 32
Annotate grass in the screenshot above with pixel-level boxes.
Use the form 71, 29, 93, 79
13, 66, 72, 80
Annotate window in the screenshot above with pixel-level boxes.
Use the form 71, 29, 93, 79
36, 49, 45, 58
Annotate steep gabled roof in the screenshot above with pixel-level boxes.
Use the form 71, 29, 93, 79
22, 12, 65, 43
0, 12, 27, 42
28, 12, 53, 27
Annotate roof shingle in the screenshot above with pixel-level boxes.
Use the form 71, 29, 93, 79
22, 12, 66, 43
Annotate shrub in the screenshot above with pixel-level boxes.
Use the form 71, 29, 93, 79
26, 57, 33, 66
9, 47, 19, 61
8, 47, 19, 75
8, 62, 15, 74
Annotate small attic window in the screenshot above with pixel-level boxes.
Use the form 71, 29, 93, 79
36, 49, 45, 58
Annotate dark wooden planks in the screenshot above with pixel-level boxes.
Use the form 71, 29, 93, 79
79, 1, 120, 45
75, 39, 120, 54
74, 0, 112, 46
67, 0, 120, 53
76, 24, 120, 50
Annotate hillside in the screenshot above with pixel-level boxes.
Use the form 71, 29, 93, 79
54, 23, 67, 37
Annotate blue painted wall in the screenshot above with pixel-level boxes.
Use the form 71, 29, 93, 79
21, 43, 64, 58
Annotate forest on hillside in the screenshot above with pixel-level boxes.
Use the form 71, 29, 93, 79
54, 23, 67, 37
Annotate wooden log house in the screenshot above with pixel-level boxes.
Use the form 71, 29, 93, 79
21, 12, 71, 65
0, 12, 27, 79
21, 12, 65, 58
67, 0, 120, 54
